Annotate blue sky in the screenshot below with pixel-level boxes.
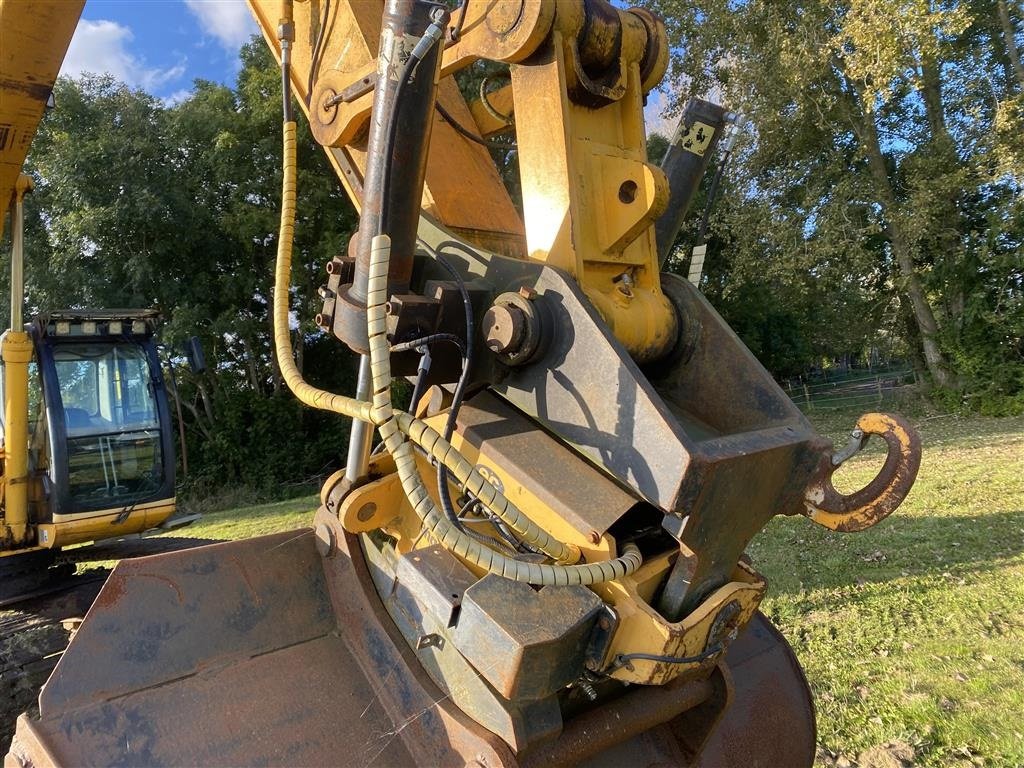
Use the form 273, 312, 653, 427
59, 0, 259, 104
57, 0, 677, 131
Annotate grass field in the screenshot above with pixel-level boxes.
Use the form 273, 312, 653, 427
155, 410, 1024, 768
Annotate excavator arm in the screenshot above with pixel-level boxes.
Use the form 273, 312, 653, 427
0, 0, 84, 236
5, 2, 922, 766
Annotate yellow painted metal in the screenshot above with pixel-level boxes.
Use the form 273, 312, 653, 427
2, 176, 34, 549
0, 0, 85, 238
0, 544, 42, 558
248, 0, 678, 357
38, 500, 177, 549
594, 558, 765, 685
246, 0, 526, 256
338, 461, 405, 535
510, 3, 676, 362
1, 331, 33, 547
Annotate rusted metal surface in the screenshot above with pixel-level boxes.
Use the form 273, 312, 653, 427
689, 612, 816, 768
7, 531, 418, 766
520, 678, 715, 768
368, 528, 565, 752
453, 576, 602, 701
6, 519, 814, 768
804, 412, 922, 532
317, 511, 520, 767
330, 0, 444, 354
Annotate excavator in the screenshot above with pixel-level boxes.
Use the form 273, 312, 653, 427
0, 7, 180, 602
4, 0, 922, 765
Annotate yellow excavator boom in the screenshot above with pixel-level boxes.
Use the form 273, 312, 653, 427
3, 2, 922, 766
0, 0, 85, 234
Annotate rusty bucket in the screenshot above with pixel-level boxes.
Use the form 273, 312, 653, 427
6, 525, 815, 767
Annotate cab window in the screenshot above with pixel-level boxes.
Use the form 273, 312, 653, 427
52, 343, 163, 510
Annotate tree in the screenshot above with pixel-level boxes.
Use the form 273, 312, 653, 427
645, 0, 1023, 406
2, 38, 365, 493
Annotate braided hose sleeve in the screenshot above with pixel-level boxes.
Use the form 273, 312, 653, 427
395, 412, 582, 563
274, 122, 373, 424
367, 235, 642, 585
273, 123, 639, 584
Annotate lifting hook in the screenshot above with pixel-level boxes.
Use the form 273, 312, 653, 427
804, 412, 922, 532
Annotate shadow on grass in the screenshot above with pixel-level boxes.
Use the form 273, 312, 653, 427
753, 508, 1024, 596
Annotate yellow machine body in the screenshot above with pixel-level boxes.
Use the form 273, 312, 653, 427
1, 5, 180, 581
4, 1, 922, 766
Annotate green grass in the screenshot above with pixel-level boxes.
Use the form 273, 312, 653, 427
166, 494, 319, 541
753, 412, 1024, 767
148, 411, 1023, 767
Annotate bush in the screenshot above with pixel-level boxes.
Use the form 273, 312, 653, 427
184, 388, 351, 498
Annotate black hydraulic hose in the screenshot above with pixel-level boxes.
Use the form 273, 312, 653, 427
392, 333, 466, 415
408, 351, 430, 415
378, 69, 415, 237
450, 0, 470, 41
435, 101, 517, 151
390, 333, 465, 354
695, 148, 732, 246
379, 11, 447, 238
306, 0, 331, 106
423, 248, 475, 530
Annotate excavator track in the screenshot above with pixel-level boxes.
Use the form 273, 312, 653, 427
0, 573, 105, 755
0, 537, 214, 754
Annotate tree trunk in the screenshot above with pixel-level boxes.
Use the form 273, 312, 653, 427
238, 335, 262, 392
997, 0, 1024, 91
844, 85, 957, 389
919, 54, 947, 138
196, 379, 216, 427
175, 391, 213, 442
919, 50, 967, 333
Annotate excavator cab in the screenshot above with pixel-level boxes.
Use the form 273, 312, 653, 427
0, 309, 176, 595
26, 310, 175, 542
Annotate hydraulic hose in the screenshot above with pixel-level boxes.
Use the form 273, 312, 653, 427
272, 56, 641, 584
365, 234, 642, 585
274, 123, 373, 425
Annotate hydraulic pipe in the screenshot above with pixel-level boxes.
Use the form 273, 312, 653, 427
3, 175, 35, 546
343, 354, 374, 482
654, 99, 728, 268
332, 0, 446, 354
8, 177, 29, 333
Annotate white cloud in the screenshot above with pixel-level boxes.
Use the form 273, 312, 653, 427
61, 20, 186, 92
644, 90, 678, 140
183, 0, 258, 52
162, 88, 194, 107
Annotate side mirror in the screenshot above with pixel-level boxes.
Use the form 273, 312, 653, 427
185, 336, 206, 374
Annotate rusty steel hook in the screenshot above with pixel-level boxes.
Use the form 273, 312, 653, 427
804, 412, 922, 533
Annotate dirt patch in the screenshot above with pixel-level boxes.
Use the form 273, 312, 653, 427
858, 741, 917, 768
0, 576, 106, 754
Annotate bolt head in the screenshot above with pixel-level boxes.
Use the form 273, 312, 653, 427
483, 303, 525, 355
518, 286, 537, 300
